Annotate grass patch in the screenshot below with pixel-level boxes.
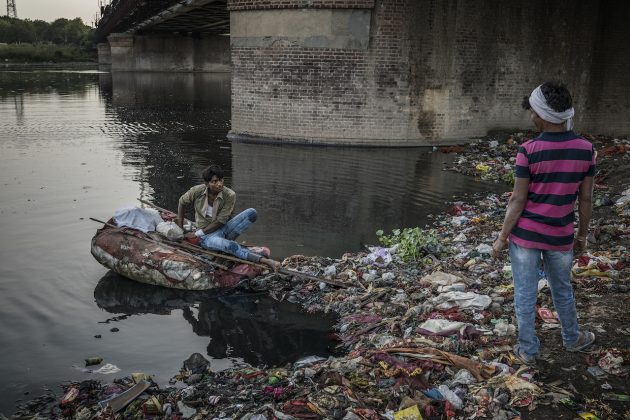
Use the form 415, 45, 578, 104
376, 227, 450, 264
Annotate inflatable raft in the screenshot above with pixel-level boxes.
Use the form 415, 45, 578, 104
90, 223, 266, 290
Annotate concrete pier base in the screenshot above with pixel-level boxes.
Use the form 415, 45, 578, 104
97, 43, 111, 66
107, 33, 229, 72
108, 33, 135, 72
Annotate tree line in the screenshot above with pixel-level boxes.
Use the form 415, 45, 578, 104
0, 16, 93, 47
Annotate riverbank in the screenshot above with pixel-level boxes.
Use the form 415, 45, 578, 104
0, 43, 96, 64
6, 133, 629, 419
0, 61, 98, 69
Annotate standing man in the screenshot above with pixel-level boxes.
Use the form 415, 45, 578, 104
176, 164, 280, 271
492, 82, 596, 365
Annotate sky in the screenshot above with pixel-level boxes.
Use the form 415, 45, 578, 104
5, 0, 98, 26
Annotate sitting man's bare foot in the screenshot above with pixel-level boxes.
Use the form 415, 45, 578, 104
260, 257, 281, 272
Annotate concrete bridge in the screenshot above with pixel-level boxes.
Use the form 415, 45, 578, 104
96, 0, 630, 146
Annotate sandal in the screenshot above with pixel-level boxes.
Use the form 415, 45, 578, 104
566, 331, 596, 352
513, 344, 537, 366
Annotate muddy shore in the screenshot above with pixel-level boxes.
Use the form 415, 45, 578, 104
6, 132, 629, 420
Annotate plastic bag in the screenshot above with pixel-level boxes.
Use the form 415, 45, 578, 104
365, 247, 392, 268
438, 385, 463, 409
113, 206, 162, 233
431, 291, 492, 310
156, 221, 184, 241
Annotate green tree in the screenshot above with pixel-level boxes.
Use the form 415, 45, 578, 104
0, 17, 34, 43
0, 18, 12, 43
12, 19, 36, 43
46, 18, 70, 44
65, 18, 91, 46
31, 20, 50, 43
0, 16, 95, 62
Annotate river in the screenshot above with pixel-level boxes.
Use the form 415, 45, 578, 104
0, 67, 503, 413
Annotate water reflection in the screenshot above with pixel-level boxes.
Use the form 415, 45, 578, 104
94, 272, 336, 366
108, 72, 230, 110
0, 70, 100, 128
0, 69, 97, 98
94, 72, 506, 258
98, 72, 233, 210
229, 142, 505, 257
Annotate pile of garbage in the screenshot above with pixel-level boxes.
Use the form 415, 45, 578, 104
8, 132, 630, 419
615, 187, 630, 218
443, 132, 630, 191
11, 183, 629, 419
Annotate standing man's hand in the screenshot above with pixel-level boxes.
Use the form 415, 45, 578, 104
576, 176, 594, 257
574, 236, 587, 254
492, 235, 508, 258
175, 217, 183, 228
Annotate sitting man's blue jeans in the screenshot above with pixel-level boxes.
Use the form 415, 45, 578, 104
509, 241, 581, 357
200, 208, 261, 262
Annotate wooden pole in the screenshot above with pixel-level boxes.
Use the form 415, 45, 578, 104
138, 198, 191, 223
133, 201, 350, 289
88, 218, 229, 270
137, 199, 269, 269
278, 268, 349, 288
166, 239, 268, 270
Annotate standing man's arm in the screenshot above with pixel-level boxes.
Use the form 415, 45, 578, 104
574, 176, 594, 253
492, 177, 530, 257
575, 147, 596, 253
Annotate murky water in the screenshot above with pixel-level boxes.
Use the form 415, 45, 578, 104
0, 67, 504, 412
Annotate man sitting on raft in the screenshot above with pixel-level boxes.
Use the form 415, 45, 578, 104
175, 164, 281, 271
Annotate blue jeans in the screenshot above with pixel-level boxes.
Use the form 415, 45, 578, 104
200, 208, 261, 262
509, 242, 581, 356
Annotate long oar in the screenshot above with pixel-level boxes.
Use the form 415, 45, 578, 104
277, 268, 350, 288
89, 218, 229, 270
169, 240, 348, 288
135, 200, 349, 289
165, 234, 350, 287
139, 198, 264, 249
166, 238, 268, 271
138, 199, 189, 222
139, 197, 292, 269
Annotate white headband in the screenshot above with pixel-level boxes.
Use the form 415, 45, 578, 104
529, 85, 574, 130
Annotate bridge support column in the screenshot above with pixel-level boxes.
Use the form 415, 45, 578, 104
193, 36, 230, 72
106, 33, 230, 72
108, 33, 135, 71
97, 43, 111, 66
228, 0, 630, 145
228, 0, 429, 146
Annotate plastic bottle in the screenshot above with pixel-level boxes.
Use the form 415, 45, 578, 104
85, 357, 103, 366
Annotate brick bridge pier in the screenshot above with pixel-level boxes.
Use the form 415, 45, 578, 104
97, 0, 630, 146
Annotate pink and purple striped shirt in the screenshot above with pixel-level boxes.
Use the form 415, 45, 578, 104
511, 131, 596, 251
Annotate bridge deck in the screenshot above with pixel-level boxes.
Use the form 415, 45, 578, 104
96, 0, 228, 42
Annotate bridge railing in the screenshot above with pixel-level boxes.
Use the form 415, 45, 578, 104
96, 0, 184, 42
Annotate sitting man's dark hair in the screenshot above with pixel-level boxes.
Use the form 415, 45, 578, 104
521, 81, 573, 112
202, 164, 224, 182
